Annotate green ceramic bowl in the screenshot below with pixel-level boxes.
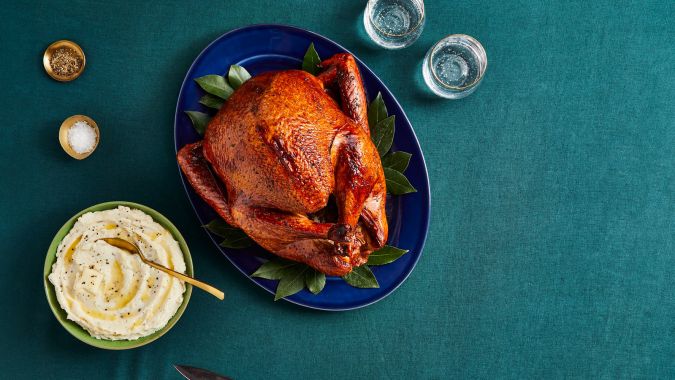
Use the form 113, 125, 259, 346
43, 201, 193, 350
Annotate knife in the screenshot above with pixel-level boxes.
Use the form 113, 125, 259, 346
174, 364, 233, 380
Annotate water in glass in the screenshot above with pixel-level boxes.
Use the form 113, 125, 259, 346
423, 35, 487, 99
364, 0, 425, 49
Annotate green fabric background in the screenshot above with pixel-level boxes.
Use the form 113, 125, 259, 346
1, 0, 673, 378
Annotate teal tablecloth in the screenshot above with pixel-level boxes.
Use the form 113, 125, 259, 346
1, 1, 674, 378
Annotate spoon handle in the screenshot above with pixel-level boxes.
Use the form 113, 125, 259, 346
144, 261, 225, 300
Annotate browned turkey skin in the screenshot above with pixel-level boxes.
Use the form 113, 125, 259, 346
177, 53, 387, 276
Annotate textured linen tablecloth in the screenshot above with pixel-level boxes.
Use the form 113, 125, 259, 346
1, 0, 673, 378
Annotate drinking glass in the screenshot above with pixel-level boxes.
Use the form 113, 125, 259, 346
363, 0, 425, 49
422, 34, 487, 99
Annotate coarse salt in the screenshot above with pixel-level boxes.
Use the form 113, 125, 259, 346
67, 121, 97, 154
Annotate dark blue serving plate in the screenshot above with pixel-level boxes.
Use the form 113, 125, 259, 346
174, 24, 430, 310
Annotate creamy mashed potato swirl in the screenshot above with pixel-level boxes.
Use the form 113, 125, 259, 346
48, 206, 186, 340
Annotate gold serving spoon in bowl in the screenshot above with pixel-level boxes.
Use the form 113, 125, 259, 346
97, 237, 224, 300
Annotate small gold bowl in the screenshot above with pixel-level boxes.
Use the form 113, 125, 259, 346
59, 115, 100, 160
43, 40, 86, 82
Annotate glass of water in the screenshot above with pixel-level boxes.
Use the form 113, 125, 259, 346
364, 0, 425, 49
422, 34, 487, 99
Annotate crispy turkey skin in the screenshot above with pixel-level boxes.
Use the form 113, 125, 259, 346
178, 53, 388, 276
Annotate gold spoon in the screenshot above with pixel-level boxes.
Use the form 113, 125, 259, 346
98, 237, 224, 300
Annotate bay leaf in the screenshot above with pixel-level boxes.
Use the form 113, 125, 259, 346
218, 233, 254, 249
199, 94, 224, 110
381, 151, 411, 173
228, 65, 251, 89
275, 265, 309, 301
252, 259, 300, 280
194, 74, 233, 100
372, 115, 395, 157
184, 111, 211, 135
304, 269, 326, 294
302, 43, 321, 75
383, 167, 417, 195
203, 219, 237, 237
368, 92, 388, 133
342, 265, 379, 288
366, 245, 409, 266
203, 219, 254, 248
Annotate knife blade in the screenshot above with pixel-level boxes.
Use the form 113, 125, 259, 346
174, 364, 233, 380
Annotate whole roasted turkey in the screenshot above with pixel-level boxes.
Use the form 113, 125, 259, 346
178, 53, 388, 276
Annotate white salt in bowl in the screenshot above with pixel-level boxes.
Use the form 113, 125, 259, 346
58, 115, 100, 159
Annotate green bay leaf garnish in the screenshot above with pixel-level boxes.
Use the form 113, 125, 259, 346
251, 258, 316, 299
228, 65, 251, 89
275, 265, 309, 301
367, 245, 409, 266
368, 92, 388, 132
203, 219, 254, 248
381, 151, 411, 173
218, 233, 254, 249
383, 167, 417, 195
185, 111, 211, 135
342, 265, 379, 288
203, 219, 237, 237
305, 269, 326, 294
371, 115, 395, 157
199, 94, 224, 110
302, 43, 321, 75
195, 74, 233, 100
252, 259, 301, 280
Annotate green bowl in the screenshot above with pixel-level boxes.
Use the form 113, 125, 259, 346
43, 201, 193, 350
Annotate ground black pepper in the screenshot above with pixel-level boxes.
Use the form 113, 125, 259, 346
49, 47, 83, 77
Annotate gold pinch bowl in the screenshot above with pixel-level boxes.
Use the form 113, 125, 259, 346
59, 115, 100, 159
43, 201, 194, 350
43, 40, 86, 82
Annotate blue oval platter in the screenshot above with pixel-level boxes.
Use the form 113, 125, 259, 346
174, 24, 430, 310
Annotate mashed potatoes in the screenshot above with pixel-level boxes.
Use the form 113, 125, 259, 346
48, 206, 186, 340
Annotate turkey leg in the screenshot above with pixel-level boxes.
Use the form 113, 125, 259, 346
320, 53, 388, 252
